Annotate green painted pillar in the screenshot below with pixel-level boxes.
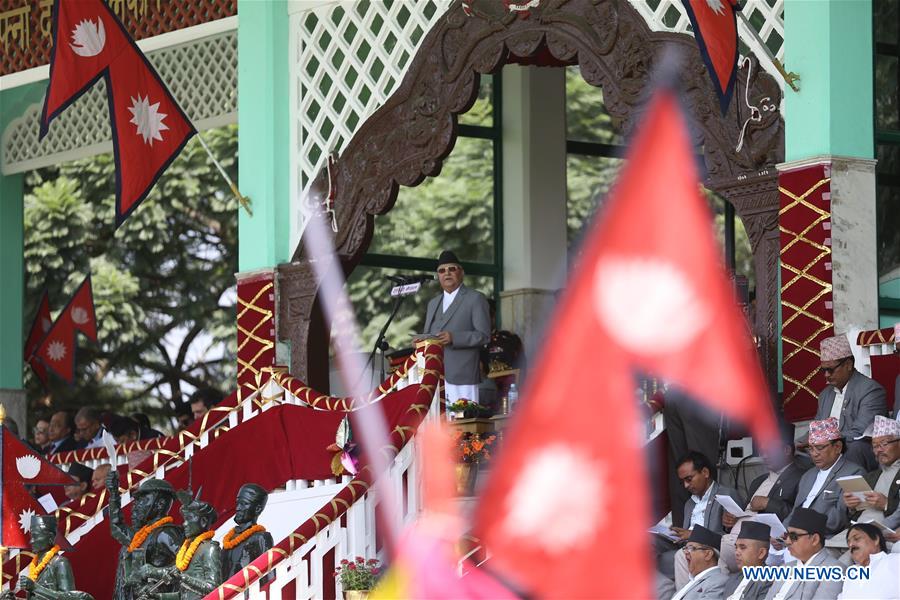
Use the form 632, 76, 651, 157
237, 0, 292, 271
784, 0, 874, 160
0, 174, 24, 389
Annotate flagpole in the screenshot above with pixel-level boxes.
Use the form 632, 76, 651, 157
194, 133, 253, 217
736, 11, 800, 92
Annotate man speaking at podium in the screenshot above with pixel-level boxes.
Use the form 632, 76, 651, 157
423, 250, 491, 404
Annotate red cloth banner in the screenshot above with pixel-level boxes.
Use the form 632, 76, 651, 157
1, 425, 75, 549
779, 162, 833, 421
682, 0, 740, 114
34, 276, 97, 384
41, 0, 196, 226
24, 290, 52, 386
475, 88, 779, 599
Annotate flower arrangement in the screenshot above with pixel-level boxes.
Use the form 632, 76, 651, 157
454, 431, 497, 464
334, 556, 382, 591
446, 399, 492, 419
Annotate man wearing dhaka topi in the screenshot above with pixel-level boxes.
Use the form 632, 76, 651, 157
815, 334, 886, 470
422, 250, 490, 404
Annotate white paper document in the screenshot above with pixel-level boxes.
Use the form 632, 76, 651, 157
649, 523, 680, 543
715, 494, 752, 518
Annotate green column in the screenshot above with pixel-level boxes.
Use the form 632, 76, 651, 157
784, 0, 874, 160
0, 174, 24, 390
237, 0, 292, 271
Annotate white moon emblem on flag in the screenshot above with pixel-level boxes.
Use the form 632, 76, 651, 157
16, 455, 41, 479
19, 508, 36, 533
128, 95, 169, 146
47, 340, 67, 362
69, 18, 106, 57
593, 258, 709, 353
501, 444, 607, 552
71, 307, 89, 325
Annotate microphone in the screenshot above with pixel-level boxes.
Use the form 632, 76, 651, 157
385, 274, 434, 285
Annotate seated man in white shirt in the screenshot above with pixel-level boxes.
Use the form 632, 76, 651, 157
786, 417, 864, 538
673, 526, 731, 600
765, 508, 844, 600
837, 523, 900, 599
723, 521, 773, 600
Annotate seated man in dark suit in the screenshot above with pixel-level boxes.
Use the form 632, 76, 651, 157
764, 508, 844, 600
723, 521, 772, 600
655, 451, 742, 589
46, 410, 86, 454
787, 418, 864, 538
816, 334, 886, 470
843, 416, 900, 534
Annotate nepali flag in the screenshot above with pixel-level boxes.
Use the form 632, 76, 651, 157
24, 291, 53, 387
1, 424, 75, 549
40, 0, 196, 227
34, 276, 98, 385
474, 83, 780, 598
683, 0, 740, 115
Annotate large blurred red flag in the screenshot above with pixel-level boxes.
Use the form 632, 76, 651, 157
475, 87, 779, 598
41, 0, 195, 226
35, 276, 98, 385
1, 425, 75, 549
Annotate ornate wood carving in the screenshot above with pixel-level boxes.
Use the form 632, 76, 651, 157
280, 0, 785, 386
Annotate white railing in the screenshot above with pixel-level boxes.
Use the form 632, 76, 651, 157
241, 394, 441, 599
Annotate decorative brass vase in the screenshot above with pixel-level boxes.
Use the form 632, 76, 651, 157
343, 591, 370, 600
455, 462, 478, 496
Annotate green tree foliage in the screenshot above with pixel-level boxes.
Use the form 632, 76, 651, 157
23, 125, 238, 424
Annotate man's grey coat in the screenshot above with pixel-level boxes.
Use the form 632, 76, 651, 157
763, 550, 844, 600
816, 370, 887, 439
424, 285, 490, 384
787, 456, 864, 535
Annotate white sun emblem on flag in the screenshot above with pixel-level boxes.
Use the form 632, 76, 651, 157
501, 444, 607, 552
128, 95, 169, 146
46, 340, 67, 362
19, 508, 36, 533
705, 0, 726, 15
71, 307, 89, 325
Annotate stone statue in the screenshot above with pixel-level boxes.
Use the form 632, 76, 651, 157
106, 472, 183, 600
0, 515, 94, 600
222, 484, 273, 580
136, 490, 222, 599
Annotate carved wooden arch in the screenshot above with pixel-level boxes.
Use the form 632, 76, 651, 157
278, 0, 785, 387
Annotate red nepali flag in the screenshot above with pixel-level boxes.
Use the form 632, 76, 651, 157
34, 276, 97, 385
24, 291, 53, 386
475, 88, 779, 598
40, 0, 195, 226
683, 0, 740, 114
1, 424, 75, 549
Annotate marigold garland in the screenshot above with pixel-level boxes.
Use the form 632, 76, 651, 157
28, 545, 60, 581
222, 524, 266, 550
128, 516, 174, 552
175, 531, 215, 572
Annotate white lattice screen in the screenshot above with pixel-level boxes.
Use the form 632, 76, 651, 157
1, 29, 237, 175
291, 0, 454, 199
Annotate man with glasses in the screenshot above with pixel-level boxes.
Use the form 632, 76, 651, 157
787, 418, 863, 537
670, 526, 730, 600
815, 334, 886, 470
843, 416, 900, 544
764, 508, 844, 600
423, 250, 490, 404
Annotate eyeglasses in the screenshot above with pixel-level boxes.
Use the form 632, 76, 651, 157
819, 357, 850, 374
783, 531, 813, 542
683, 545, 710, 554
872, 438, 900, 451
808, 441, 837, 454
437, 266, 459, 274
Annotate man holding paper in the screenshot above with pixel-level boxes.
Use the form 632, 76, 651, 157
843, 416, 900, 540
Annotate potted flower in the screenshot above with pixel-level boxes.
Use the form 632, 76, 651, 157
453, 431, 497, 495
335, 556, 382, 599
446, 399, 492, 420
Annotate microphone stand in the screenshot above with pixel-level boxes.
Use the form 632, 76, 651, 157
357, 291, 408, 389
